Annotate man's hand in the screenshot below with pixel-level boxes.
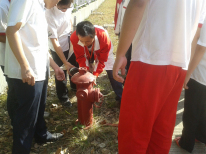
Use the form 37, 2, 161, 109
183, 74, 190, 89
21, 66, 35, 86
54, 67, 65, 81
113, 56, 127, 83
64, 62, 75, 75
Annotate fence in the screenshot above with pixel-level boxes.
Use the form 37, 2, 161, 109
73, 0, 96, 10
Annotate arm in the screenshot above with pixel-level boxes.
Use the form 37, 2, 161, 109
73, 45, 88, 69
190, 27, 201, 61
70, 19, 73, 33
50, 38, 74, 72
113, 0, 149, 83
49, 56, 65, 81
183, 27, 201, 89
93, 40, 111, 77
184, 44, 206, 89
0, 8, 7, 43
70, 33, 88, 69
6, 23, 35, 86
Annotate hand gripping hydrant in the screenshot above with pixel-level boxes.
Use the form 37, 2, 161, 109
71, 67, 103, 128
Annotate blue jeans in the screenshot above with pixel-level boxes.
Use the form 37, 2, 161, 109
7, 71, 48, 154
106, 70, 123, 101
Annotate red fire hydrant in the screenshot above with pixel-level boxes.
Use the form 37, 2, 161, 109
71, 67, 103, 127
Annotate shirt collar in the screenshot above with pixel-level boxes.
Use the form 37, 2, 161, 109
54, 5, 65, 14
77, 35, 100, 51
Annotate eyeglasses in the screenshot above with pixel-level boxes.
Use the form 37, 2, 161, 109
57, 3, 74, 11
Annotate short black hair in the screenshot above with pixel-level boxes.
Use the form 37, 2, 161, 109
58, 0, 73, 6
76, 21, 95, 38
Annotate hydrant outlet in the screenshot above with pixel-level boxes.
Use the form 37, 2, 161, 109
79, 67, 87, 75
76, 89, 88, 100
94, 88, 103, 102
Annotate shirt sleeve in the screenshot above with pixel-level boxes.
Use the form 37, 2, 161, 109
45, 11, 58, 39
198, 19, 206, 47
199, 2, 206, 24
93, 33, 111, 77
7, 0, 33, 27
0, 7, 8, 34
70, 32, 89, 70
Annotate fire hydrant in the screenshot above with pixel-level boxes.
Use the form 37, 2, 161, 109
71, 67, 103, 127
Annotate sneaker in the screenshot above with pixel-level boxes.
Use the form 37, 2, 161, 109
60, 98, 72, 107
35, 131, 63, 144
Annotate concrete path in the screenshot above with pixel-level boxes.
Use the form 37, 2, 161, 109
170, 90, 206, 154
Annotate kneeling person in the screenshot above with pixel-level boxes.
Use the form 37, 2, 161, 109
70, 21, 123, 103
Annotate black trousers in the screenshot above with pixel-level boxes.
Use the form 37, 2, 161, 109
179, 79, 206, 153
106, 70, 123, 101
0, 65, 16, 125
125, 44, 132, 73
50, 50, 79, 101
7, 70, 49, 154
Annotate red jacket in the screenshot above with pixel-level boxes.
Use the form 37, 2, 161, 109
70, 26, 111, 77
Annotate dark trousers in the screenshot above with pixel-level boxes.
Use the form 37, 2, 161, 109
106, 70, 123, 101
7, 72, 48, 154
125, 44, 132, 73
179, 79, 206, 153
50, 50, 79, 101
0, 66, 15, 125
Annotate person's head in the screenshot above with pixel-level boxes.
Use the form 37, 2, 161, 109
57, 0, 73, 12
44, 0, 60, 9
76, 21, 95, 47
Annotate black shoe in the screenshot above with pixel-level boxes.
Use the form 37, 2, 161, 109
36, 131, 64, 144
60, 98, 72, 107
115, 97, 121, 108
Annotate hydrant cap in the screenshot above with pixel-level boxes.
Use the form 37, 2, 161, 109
71, 67, 95, 84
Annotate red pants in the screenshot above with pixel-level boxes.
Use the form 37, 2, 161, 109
118, 61, 186, 154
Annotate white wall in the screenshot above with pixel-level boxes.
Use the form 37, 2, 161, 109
71, 0, 105, 25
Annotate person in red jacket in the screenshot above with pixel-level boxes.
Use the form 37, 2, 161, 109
70, 21, 123, 103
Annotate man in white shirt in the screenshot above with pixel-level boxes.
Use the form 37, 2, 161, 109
46, 0, 79, 106
174, 19, 206, 153
0, 0, 9, 73
113, 0, 206, 153
114, 0, 132, 74
5, 0, 65, 153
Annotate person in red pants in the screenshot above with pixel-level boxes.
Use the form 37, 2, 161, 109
113, 0, 206, 153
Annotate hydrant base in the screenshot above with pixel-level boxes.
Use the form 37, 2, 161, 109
75, 119, 94, 130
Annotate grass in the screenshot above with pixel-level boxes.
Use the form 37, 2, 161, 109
0, 0, 120, 153
85, 0, 119, 54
